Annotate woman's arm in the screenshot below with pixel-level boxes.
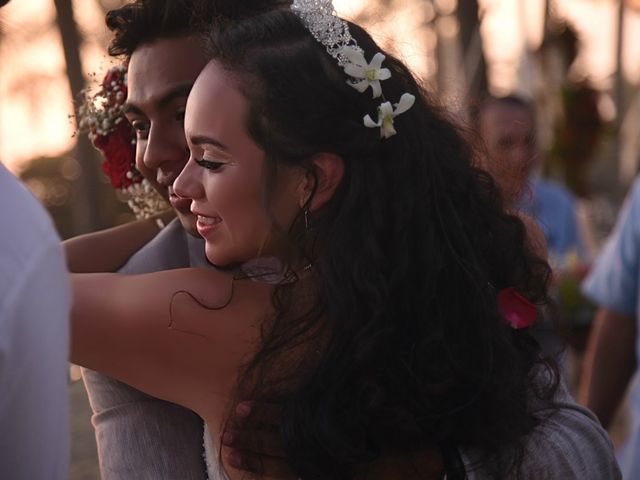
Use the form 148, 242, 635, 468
64, 210, 175, 273
70, 268, 268, 415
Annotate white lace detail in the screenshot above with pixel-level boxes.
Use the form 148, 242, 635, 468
203, 423, 230, 480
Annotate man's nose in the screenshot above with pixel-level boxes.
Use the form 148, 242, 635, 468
142, 125, 188, 174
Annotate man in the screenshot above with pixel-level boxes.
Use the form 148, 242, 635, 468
579, 178, 640, 478
476, 95, 584, 264
0, 169, 70, 480
72, 1, 285, 477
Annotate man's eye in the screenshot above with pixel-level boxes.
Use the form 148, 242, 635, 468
176, 109, 186, 122
195, 158, 225, 171
131, 120, 150, 137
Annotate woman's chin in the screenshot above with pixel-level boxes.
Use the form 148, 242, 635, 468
204, 246, 238, 270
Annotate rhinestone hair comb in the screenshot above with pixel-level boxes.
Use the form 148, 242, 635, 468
290, 0, 415, 138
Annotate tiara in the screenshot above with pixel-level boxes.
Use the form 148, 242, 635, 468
291, 0, 415, 138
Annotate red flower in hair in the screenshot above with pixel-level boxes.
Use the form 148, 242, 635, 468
497, 287, 537, 329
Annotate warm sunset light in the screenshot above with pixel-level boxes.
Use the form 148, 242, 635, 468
2, 3, 640, 479
1, 0, 639, 173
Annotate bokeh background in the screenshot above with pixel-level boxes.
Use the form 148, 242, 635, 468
1, 1, 640, 478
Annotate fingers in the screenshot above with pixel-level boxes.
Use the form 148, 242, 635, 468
225, 449, 298, 480
221, 428, 285, 458
234, 401, 283, 428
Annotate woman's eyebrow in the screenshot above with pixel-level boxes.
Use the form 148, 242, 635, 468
189, 135, 229, 152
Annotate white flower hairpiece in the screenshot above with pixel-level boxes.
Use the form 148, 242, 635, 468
364, 93, 416, 139
341, 46, 391, 98
291, 0, 414, 138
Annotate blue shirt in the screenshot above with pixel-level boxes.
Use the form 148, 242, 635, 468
582, 176, 640, 478
518, 178, 584, 263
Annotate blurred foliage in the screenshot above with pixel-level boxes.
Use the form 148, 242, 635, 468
19, 154, 135, 239
548, 82, 608, 196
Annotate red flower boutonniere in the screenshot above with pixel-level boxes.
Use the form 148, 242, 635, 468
497, 287, 537, 329
78, 64, 168, 219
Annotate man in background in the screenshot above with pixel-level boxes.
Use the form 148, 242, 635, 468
476, 95, 585, 264
579, 177, 640, 478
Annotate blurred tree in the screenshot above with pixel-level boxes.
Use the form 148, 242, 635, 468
19, 155, 131, 240
536, 10, 606, 197
54, 0, 107, 234
456, 0, 488, 102
94, 0, 127, 16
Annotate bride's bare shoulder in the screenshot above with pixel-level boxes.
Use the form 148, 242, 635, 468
155, 268, 271, 310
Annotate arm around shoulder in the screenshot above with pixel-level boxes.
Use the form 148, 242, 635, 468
64, 210, 175, 273
70, 268, 255, 415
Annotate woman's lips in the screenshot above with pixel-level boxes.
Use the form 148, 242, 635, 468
196, 215, 222, 238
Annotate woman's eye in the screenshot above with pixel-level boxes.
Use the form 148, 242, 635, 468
175, 109, 186, 122
195, 158, 225, 171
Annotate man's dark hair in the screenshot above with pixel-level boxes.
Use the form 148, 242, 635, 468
106, 0, 289, 58
470, 94, 535, 126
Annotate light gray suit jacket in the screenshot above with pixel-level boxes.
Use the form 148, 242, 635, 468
81, 219, 209, 480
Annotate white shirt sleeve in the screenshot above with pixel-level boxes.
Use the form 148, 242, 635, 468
0, 165, 70, 480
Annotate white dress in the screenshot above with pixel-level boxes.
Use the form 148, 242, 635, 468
203, 423, 230, 480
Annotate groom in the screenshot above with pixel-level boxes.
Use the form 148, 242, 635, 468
79, 1, 289, 478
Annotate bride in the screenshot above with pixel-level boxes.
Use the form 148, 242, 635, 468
69, 3, 616, 479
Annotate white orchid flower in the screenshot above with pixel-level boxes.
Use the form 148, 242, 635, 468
363, 93, 416, 139
341, 46, 391, 98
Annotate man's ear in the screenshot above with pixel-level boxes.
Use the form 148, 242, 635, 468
298, 153, 344, 212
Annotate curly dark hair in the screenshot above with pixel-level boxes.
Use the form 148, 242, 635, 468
205, 10, 555, 480
105, 0, 289, 58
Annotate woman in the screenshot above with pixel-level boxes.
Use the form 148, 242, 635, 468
71, 4, 589, 479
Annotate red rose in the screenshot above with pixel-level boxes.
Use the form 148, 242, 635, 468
102, 65, 126, 90
93, 120, 138, 189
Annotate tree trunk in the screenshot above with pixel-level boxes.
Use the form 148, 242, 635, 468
54, 0, 105, 235
456, 0, 488, 102
614, 0, 626, 185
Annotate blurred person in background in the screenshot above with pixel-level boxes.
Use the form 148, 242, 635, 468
475, 95, 586, 266
1, 3, 70, 479
0, 153, 70, 480
579, 177, 640, 479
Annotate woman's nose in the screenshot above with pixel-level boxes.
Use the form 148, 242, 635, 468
173, 158, 202, 200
